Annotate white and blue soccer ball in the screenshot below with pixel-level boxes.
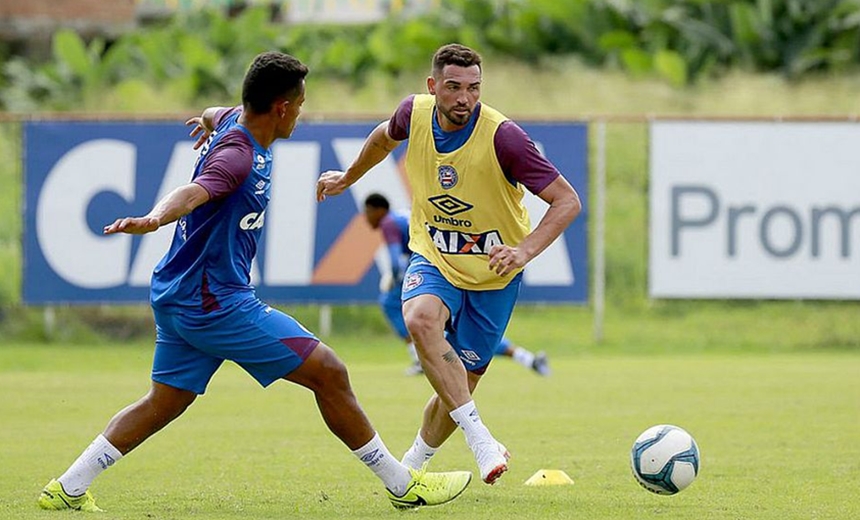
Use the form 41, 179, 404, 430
630, 424, 700, 495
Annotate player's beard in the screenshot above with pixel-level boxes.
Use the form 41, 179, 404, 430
440, 104, 472, 127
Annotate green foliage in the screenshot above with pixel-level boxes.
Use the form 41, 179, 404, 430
5, 0, 860, 110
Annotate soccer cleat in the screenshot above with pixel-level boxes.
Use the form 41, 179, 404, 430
476, 441, 511, 485
387, 467, 471, 509
404, 361, 424, 376
38, 479, 104, 512
531, 351, 551, 376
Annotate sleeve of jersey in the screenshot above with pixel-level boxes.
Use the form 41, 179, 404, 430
494, 121, 561, 195
193, 132, 254, 201
212, 106, 241, 128
386, 95, 414, 141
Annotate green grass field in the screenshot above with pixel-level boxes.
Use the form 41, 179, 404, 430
1, 334, 857, 520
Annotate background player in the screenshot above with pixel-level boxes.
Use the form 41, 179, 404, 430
363, 192, 550, 377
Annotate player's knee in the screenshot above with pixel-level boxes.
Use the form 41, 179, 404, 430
403, 309, 439, 340
147, 382, 197, 416
306, 344, 351, 391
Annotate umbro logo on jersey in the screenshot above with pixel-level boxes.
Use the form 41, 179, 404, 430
255, 180, 267, 195
428, 194, 473, 216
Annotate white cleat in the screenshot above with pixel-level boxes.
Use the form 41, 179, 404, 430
477, 441, 511, 484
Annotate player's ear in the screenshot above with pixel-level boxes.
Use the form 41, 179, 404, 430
427, 76, 436, 95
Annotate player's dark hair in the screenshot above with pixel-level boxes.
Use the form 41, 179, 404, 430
365, 193, 390, 210
242, 51, 308, 114
432, 43, 482, 76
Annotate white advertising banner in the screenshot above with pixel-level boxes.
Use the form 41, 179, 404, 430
650, 121, 860, 299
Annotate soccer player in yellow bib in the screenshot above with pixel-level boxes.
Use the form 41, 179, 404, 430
317, 43, 581, 485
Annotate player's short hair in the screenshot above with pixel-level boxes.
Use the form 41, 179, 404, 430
365, 192, 390, 210
242, 51, 309, 114
432, 43, 482, 76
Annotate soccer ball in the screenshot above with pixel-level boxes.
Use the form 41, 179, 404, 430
630, 424, 700, 495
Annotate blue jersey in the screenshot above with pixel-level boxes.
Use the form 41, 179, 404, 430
380, 210, 412, 279
151, 108, 271, 312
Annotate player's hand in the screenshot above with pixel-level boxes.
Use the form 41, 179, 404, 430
185, 116, 211, 150
488, 244, 527, 276
316, 170, 348, 202
103, 216, 160, 235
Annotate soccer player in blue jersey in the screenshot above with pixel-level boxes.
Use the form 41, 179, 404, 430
363, 192, 550, 377
37, 51, 470, 513
319, 43, 580, 485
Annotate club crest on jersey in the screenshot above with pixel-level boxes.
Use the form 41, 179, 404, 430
403, 273, 424, 292
426, 224, 503, 254
437, 165, 458, 189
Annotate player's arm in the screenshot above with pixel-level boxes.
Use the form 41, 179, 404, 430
489, 176, 580, 275
316, 121, 401, 201
488, 122, 582, 275
103, 183, 211, 235
500, 176, 580, 267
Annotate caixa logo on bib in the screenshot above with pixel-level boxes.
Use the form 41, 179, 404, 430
426, 224, 503, 254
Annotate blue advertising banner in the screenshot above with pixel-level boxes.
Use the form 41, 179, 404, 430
24, 120, 588, 304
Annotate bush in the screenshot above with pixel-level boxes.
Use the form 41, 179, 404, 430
4, 0, 860, 110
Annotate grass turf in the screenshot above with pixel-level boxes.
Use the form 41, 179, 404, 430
1, 338, 857, 520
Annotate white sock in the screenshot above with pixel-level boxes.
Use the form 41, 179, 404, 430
401, 430, 439, 470
352, 432, 412, 496
449, 400, 494, 452
512, 347, 535, 369
57, 434, 123, 496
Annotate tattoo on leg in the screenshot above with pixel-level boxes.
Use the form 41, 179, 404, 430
441, 349, 459, 364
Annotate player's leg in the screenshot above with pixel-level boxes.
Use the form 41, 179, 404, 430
443, 276, 521, 484
400, 257, 510, 484
39, 309, 219, 512
401, 369, 481, 469
218, 298, 470, 508
402, 293, 470, 407
380, 288, 421, 375
497, 336, 551, 376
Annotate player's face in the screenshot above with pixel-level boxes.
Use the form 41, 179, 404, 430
364, 205, 385, 229
278, 81, 306, 139
428, 64, 481, 131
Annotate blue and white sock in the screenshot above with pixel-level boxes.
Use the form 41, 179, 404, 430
58, 434, 123, 496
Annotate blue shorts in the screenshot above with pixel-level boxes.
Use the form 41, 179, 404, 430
402, 254, 522, 373
152, 297, 319, 394
380, 288, 409, 340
